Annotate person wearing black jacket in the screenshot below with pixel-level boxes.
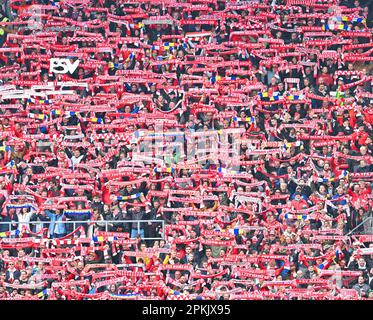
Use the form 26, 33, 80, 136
127, 201, 150, 239
29, 210, 50, 233
91, 194, 104, 213
1, 208, 18, 232
365, 244, 373, 271
353, 160, 372, 173
0, 209, 15, 232
195, 246, 213, 268
248, 231, 265, 254
144, 203, 162, 244
5, 261, 20, 283
106, 206, 127, 233
348, 256, 369, 279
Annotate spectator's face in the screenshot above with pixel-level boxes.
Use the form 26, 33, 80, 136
206, 249, 212, 257
77, 262, 84, 270
358, 258, 365, 267
319, 185, 326, 193
360, 146, 367, 155
26, 267, 32, 276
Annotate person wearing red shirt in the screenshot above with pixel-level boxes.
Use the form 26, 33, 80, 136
291, 193, 309, 211
316, 66, 334, 88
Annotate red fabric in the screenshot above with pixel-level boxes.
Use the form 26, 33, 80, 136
291, 199, 309, 210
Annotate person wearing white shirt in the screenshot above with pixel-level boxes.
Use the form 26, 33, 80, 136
16, 207, 34, 232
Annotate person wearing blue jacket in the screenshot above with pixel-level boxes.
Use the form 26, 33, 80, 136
45, 209, 66, 238
331, 186, 348, 206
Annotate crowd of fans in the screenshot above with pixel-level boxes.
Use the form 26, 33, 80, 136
0, 0, 372, 300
